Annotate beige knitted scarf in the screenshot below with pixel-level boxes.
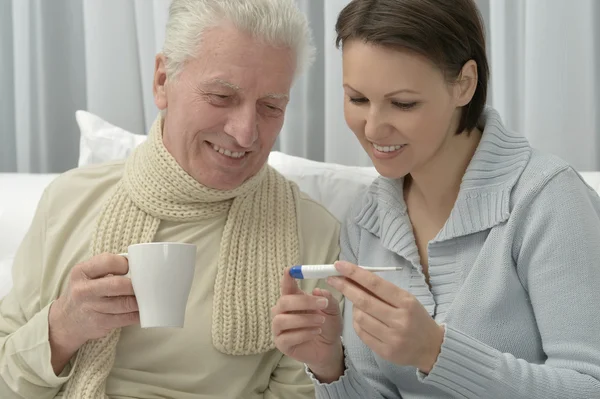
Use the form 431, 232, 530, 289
63, 115, 300, 398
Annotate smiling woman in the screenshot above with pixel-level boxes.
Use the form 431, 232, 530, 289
272, 0, 600, 398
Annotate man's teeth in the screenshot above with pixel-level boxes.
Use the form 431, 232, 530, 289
372, 143, 406, 153
212, 144, 246, 159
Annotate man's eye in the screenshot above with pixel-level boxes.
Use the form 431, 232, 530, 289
207, 94, 232, 106
261, 103, 283, 116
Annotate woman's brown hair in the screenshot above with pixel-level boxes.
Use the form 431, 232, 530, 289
336, 0, 489, 134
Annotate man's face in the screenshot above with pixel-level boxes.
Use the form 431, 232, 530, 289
153, 23, 296, 190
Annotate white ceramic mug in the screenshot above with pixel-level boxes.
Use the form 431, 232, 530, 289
120, 242, 197, 328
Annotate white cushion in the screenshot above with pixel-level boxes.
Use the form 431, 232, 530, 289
582, 172, 600, 192
0, 259, 13, 300
267, 152, 377, 221
0, 173, 60, 298
77, 110, 147, 167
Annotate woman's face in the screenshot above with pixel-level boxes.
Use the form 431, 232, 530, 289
342, 40, 474, 179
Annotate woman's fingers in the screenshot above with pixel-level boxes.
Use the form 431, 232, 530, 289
328, 275, 395, 326
332, 261, 409, 307
352, 307, 390, 342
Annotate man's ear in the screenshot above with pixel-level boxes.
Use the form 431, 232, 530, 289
455, 59, 478, 107
153, 53, 168, 110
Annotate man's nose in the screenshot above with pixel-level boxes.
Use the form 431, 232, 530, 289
225, 105, 258, 148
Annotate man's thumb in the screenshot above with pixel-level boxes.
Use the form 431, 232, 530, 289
281, 266, 303, 296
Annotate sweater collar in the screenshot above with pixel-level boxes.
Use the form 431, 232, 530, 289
355, 107, 531, 257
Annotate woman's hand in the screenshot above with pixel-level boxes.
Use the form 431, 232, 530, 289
327, 261, 445, 373
272, 266, 345, 383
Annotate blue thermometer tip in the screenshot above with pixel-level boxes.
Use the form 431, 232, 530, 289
289, 265, 304, 279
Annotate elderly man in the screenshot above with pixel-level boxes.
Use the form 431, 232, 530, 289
0, 0, 340, 398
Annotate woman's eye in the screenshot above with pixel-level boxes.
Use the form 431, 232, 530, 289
349, 97, 368, 104
392, 101, 417, 110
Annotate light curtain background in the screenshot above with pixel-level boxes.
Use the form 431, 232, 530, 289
1, 0, 598, 173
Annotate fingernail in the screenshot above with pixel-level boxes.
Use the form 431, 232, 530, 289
313, 328, 322, 335
316, 298, 328, 309
335, 261, 351, 272
318, 316, 326, 324
327, 277, 340, 287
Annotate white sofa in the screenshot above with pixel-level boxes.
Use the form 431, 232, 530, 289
2, 154, 600, 300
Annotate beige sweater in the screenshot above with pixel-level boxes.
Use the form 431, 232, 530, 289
0, 161, 341, 399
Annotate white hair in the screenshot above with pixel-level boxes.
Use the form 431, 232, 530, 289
162, 0, 316, 79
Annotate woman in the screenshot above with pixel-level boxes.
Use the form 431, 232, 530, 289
271, 0, 600, 398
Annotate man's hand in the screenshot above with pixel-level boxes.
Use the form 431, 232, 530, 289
271, 266, 345, 383
48, 253, 140, 375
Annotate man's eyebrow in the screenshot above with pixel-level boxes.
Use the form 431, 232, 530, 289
263, 93, 289, 100
202, 78, 241, 91
201, 79, 288, 100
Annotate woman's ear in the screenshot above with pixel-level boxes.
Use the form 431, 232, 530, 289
153, 53, 169, 110
455, 60, 478, 107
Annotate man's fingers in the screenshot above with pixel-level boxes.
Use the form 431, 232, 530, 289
281, 266, 303, 296
87, 276, 135, 298
274, 328, 322, 352
272, 313, 325, 336
100, 311, 140, 330
274, 294, 330, 314
79, 253, 129, 279
312, 288, 341, 316
92, 295, 139, 315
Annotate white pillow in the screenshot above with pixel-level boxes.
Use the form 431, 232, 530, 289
76, 110, 147, 167
0, 173, 60, 299
0, 258, 13, 299
75, 111, 378, 221
267, 152, 377, 221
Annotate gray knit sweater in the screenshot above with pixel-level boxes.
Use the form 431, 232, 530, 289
311, 108, 600, 398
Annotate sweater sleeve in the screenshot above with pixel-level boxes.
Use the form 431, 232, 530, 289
310, 341, 399, 399
419, 167, 600, 398
311, 201, 401, 399
0, 188, 75, 399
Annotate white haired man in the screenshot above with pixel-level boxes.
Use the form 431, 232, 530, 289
0, 1, 340, 398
